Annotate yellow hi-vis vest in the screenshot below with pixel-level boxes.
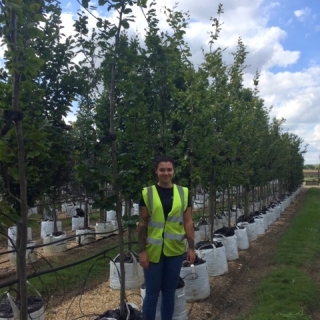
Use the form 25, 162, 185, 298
142, 184, 188, 263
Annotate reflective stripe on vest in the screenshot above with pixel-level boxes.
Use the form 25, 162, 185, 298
147, 237, 163, 245
148, 221, 165, 228
164, 232, 185, 241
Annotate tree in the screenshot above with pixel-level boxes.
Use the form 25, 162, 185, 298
0, 0, 46, 317
0, 1, 81, 317
75, 0, 148, 316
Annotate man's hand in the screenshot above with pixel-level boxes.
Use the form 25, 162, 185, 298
139, 251, 149, 269
187, 248, 195, 265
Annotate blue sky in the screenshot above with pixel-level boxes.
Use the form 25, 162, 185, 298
1, 0, 320, 164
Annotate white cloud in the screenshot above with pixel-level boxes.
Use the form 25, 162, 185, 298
294, 7, 311, 21
0, 46, 4, 68
243, 27, 300, 72
247, 66, 320, 164
253, 67, 320, 122
313, 125, 320, 141
305, 125, 320, 163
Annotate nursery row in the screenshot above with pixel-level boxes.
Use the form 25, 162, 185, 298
93, 187, 301, 320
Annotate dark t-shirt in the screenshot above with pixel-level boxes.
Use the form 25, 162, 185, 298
139, 185, 192, 220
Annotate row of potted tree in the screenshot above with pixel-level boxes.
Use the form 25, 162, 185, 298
0, 0, 305, 318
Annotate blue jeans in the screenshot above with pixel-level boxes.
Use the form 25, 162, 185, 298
143, 254, 184, 320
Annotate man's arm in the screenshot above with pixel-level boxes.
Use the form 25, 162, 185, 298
184, 207, 195, 250
138, 206, 149, 252
138, 206, 149, 268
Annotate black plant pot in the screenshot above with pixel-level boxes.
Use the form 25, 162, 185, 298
95, 304, 143, 320
0, 296, 44, 319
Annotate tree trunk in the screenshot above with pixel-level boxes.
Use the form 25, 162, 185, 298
244, 185, 250, 217
100, 182, 107, 222
272, 180, 276, 201
260, 185, 265, 209
235, 185, 240, 221
53, 199, 57, 234
221, 187, 225, 214
84, 191, 89, 229
38, 197, 44, 219
109, 5, 126, 315
209, 180, 215, 240
99, 208, 105, 222
9, 8, 28, 319
126, 199, 132, 252
279, 179, 283, 198
227, 188, 231, 228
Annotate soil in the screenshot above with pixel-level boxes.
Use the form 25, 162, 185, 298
1, 187, 320, 319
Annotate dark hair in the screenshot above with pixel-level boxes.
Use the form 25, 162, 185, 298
154, 155, 175, 170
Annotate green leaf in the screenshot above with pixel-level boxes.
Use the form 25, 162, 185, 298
29, 3, 41, 11
121, 19, 130, 29
82, 0, 89, 8
96, 20, 102, 28
26, 150, 41, 159
34, 14, 46, 22
98, 0, 108, 5
123, 8, 132, 14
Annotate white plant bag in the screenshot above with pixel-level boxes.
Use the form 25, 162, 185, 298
155, 287, 187, 320
110, 251, 144, 290
271, 209, 277, 223
237, 222, 257, 242
180, 261, 210, 302
8, 241, 38, 266
95, 222, 114, 240
253, 216, 265, 235
43, 232, 67, 254
140, 281, 187, 320
266, 210, 273, 227
196, 243, 228, 276
234, 226, 249, 250
71, 216, 85, 231
1, 281, 44, 320
261, 214, 268, 231
7, 227, 32, 246
40, 220, 62, 238
247, 222, 257, 241
106, 210, 116, 221
275, 205, 281, 219
75, 228, 95, 245
213, 234, 238, 261
280, 202, 285, 213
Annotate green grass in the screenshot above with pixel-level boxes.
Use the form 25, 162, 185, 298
28, 236, 139, 299
29, 243, 120, 297
303, 176, 319, 181
274, 188, 320, 267
0, 239, 139, 297
247, 266, 318, 320
243, 188, 320, 320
